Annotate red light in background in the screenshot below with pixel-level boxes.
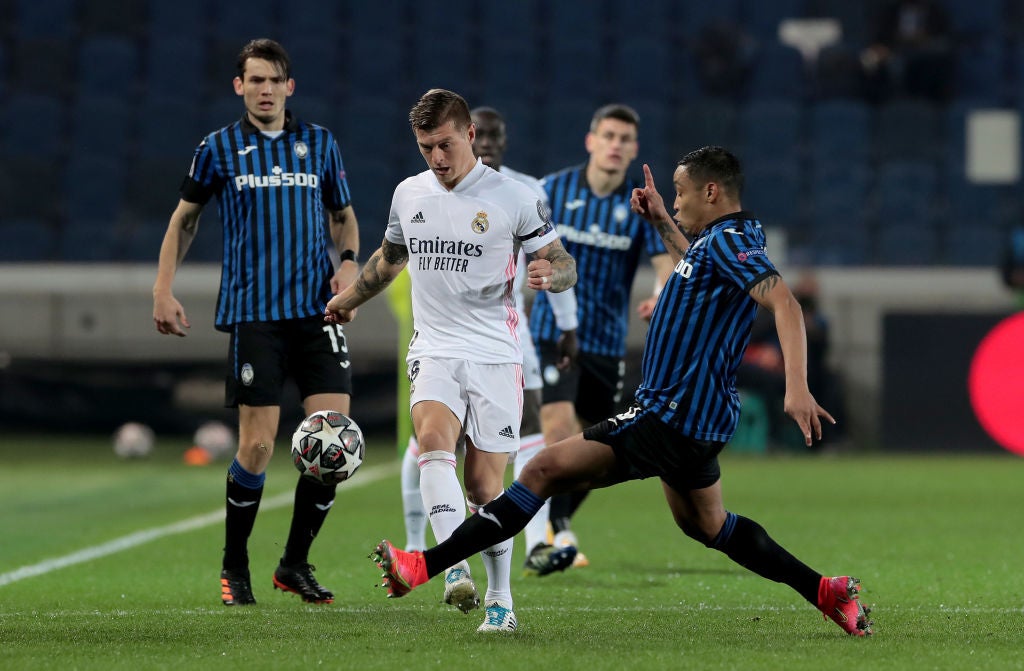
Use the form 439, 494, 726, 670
968, 313, 1024, 456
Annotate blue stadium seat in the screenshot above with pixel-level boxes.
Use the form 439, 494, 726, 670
280, 7, 340, 47
0, 158, 60, 220
5, 93, 64, 158
955, 42, 1006, 104
78, 0, 146, 36
63, 156, 126, 222
808, 100, 870, 165
211, 1, 278, 45
740, 0, 804, 41
873, 100, 942, 161
610, 39, 685, 104
123, 219, 172, 263
78, 36, 140, 99
679, 0, 741, 39
408, 42, 478, 104
10, 37, 72, 95
630, 99, 672, 178
337, 96, 408, 167
344, 35, 407, 100
806, 161, 873, 265
746, 42, 808, 101
287, 41, 340, 102
69, 94, 134, 159
802, 0, 869, 46
606, 0, 675, 42
813, 43, 865, 100
345, 0, 412, 42
477, 41, 542, 107
873, 160, 939, 230
543, 1, 603, 44
737, 99, 803, 164
875, 223, 940, 266
124, 158, 188, 219
57, 219, 126, 262
137, 97, 205, 160
478, 0, 539, 48
943, 0, 1003, 44
0, 219, 58, 262
145, 34, 207, 105
146, 0, 205, 40
542, 38, 606, 100
672, 101, 739, 157
946, 220, 1007, 266
14, 0, 75, 39
743, 160, 803, 231
536, 98, 599, 173
202, 95, 246, 136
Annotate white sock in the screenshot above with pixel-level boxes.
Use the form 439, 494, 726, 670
481, 536, 514, 607
514, 433, 550, 553
401, 437, 426, 551
418, 450, 465, 555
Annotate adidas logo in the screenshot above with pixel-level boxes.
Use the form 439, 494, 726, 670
411, 211, 425, 224
498, 425, 515, 439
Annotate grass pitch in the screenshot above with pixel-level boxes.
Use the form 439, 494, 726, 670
1, 435, 1022, 670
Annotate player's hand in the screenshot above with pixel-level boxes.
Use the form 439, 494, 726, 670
556, 329, 578, 371
153, 294, 190, 337
527, 258, 555, 291
783, 388, 836, 446
636, 296, 658, 322
331, 259, 359, 295
630, 164, 670, 224
324, 293, 358, 324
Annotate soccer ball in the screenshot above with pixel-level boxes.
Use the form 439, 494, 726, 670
192, 420, 235, 461
290, 410, 365, 485
113, 422, 155, 459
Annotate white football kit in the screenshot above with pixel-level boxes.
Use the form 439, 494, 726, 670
388, 159, 558, 452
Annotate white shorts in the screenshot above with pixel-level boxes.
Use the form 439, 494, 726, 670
408, 357, 523, 453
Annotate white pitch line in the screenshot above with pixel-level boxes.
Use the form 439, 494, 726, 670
0, 462, 398, 588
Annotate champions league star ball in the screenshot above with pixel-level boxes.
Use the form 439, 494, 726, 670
113, 422, 155, 459
291, 410, 365, 485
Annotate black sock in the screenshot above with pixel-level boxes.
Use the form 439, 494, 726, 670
281, 476, 337, 566
423, 482, 541, 577
549, 490, 588, 533
712, 513, 821, 604
224, 469, 264, 571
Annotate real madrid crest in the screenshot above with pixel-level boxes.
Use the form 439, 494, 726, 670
471, 211, 489, 234
293, 141, 308, 159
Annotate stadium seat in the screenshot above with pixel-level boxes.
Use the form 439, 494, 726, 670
802, 0, 869, 46
77, 0, 146, 36
943, 0, 1003, 44
5, 93, 64, 158
542, 38, 607, 100
610, 39, 688, 104
124, 158, 188, 220
740, 0, 804, 41
543, 1, 603, 45
9, 37, 72, 96
146, 0, 205, 39
337, 96, 409, 167
63, 156, 126, 223
737, 99, 803, 164
0, 219, 58, 262
69, 94, 134, 159
873, 100, 942, 161
477, 41, 542, 108
875, 222, 940, 266
606, 0, 675, 43
806, 161, 872, 265
145, 34, 207, 106
746, 42, 808, 101
136, 97, 205, 160
343, 35, 407, 101
872, 160, 939, 242
122, 219, 172, 263
743, 160, 803, 231
14, 0, 75, 39
812, 43, 865, 100
211, 1, 278, 45
286, 41, 341, 103
408, 41, 478, 104
78, 36, 141, 99
0, 158, 60, 220
57, 219, 126, 262
808, 100, 870, 165
201, 95, 247, 136
678, 0, 741, 39
671, 100, 738, 157
536, 98, 600, 173
955, 42, 1006, 104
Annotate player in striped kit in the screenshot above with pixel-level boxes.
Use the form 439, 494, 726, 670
369, 147, 872, 637
325, 89, 576, 632
153, 39, 360, 607
529, 104, 674, 571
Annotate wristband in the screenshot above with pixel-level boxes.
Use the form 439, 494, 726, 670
339, 249, 357, 263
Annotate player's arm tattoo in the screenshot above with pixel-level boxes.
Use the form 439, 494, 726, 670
654, 219, 689, 259
751, 273, 781, 300
531, 239, 577, 292
354, 239, 408, 299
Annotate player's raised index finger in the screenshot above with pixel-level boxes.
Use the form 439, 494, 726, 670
642, 163, 655, 188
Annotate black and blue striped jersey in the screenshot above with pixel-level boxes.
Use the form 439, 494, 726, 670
529, 165, 667, 357
636, 212, 778, 441
181, 111, 352, 330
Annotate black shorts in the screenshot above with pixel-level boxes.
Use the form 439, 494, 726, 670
225, 316, 352, 407
537, 340, 625, 424
583, 402, 725, 493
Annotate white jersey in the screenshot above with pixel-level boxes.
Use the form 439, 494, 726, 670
387, 159, 558, 365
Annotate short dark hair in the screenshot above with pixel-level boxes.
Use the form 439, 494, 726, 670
678, 146, 744, 199
410, 89, 472, 132
236, 38, 291, 79
589, 103, 640, 132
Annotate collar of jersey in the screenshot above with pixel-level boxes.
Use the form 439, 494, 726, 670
431, 157, 487, 193
696, 210, 756, 240
240, 109, 298, 137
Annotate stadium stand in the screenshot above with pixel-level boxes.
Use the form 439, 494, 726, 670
3, 0, 1024, 266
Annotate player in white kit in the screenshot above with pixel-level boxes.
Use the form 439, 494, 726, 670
325, 89, 576, 632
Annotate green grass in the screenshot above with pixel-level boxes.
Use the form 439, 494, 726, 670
2, 435, 1023, 670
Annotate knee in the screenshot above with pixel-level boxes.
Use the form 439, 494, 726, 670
415, 427, 455, 455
